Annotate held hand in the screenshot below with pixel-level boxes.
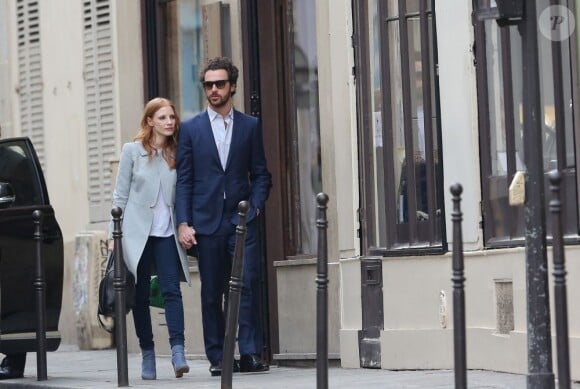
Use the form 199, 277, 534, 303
108, 240, 114, 252
178, 224, 197, 249
189, 226, 197, 246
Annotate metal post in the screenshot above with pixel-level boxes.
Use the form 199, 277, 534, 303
33, 210, 47, 381
548, 170, 570, 389
316, 193, 329, 389
221, 201, 250, 389
112, 207, 129, 387
519, 1, 554, 387
450, 184, 466, 389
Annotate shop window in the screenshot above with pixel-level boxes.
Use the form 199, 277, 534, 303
143, 0, 205, 119
474, 0, 579, 246
245, 0, 322, 260
283, 0, 322, 256
354, 0, 444, 254
178, 0, 206, 119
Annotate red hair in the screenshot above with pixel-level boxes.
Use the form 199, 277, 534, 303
134, 97, 180, 169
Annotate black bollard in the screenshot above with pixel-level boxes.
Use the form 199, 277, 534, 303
548, 170, 571, 389
450, 184, 466, 389
316, 193, 329, 389
33, 210, 47, 381
221, 201, 250, 389
112, 207, 129, 387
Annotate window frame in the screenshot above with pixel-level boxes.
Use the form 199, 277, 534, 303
473, 7, 580, 248
354, 0, 446, 256
0, 138, 46, 207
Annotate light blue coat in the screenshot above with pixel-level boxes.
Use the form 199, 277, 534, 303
109, 141, 190, 285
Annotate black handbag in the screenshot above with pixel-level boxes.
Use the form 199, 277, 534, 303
97, 250, 136, 333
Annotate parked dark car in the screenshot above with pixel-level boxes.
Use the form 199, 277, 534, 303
0, 137, 63, 354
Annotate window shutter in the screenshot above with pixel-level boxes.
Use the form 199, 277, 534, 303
83, 0, 116, 223
16, 0, 45, 170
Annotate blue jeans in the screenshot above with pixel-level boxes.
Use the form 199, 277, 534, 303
132, 236, 185, 350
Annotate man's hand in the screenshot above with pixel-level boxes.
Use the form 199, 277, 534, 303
178, 223, 197, 249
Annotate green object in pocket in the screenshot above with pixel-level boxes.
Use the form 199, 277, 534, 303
149, 276, 164, 308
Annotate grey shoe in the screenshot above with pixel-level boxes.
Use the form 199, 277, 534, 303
141, 349, 156, 380
171, 344, 190, 378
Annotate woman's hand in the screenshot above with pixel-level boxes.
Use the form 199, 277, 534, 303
108, 239, 114, 252
178, 224, 197, 249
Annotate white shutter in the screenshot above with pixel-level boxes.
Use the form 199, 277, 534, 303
83, 0, 116, 223
16, 0, 45, 169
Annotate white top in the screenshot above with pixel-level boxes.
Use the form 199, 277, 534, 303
149, 150, 173, 237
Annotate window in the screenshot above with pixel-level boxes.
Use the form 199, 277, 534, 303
355, 0, 444, 254
270, 0, 321, 258
286, 0, 321, 256
0, 141, 43, 207
143, 0, 209, 119
474, 0, 578, 246
177, 0, 205, 119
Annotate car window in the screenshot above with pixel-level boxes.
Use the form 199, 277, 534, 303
0, 142, 43, 206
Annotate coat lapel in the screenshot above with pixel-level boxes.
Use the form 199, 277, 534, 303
225, 110, 243, 171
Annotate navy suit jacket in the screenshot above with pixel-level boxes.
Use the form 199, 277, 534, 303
175, 109, 271, 235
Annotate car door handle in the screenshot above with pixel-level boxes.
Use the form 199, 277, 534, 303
0, 195, 15, 204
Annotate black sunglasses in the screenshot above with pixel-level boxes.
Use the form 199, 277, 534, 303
202, 79, 229, 90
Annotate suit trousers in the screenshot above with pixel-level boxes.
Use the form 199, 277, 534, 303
196, 216, 259, 365
132, 236, 185, 350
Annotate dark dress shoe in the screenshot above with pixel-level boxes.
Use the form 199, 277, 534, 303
0, 355, 25, 380
209, 363, 222, 377
209, 360, 240, 376
0, 366, 23, 380
239, 354, 269, 373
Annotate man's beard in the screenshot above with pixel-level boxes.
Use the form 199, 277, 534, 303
207, 93, 229, 108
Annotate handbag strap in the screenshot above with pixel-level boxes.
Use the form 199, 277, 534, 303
97, 314, 115, 334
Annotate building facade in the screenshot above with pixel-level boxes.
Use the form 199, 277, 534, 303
1, 0, 580, 380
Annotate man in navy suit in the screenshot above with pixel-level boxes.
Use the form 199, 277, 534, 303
176, 57, 271, 376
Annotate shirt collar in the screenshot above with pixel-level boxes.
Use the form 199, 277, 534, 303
207, 106, 233, 123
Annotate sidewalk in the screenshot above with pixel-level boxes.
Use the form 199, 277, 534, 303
0, 345, 576, 389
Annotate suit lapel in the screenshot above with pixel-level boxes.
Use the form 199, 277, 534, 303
225, 110, 243, 171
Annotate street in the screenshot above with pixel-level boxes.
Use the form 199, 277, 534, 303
0, 345, 576, 388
